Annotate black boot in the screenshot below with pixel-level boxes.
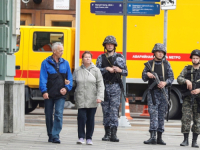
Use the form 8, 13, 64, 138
180, 133, 189, 146
110, 126, 119, 142
144, 131, 157, 144
192, 133, 199, 148
102, 126, 111, 141
157, 132, 166, 145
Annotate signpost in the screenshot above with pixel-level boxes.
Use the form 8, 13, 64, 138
91, 0, 161, 127
94, 0, 123, 1
94, 0, 160, 2
127, 3, 160, 15
128, 0, 160, 2
161, 0, 176, 10
161, 0, 176, 50
91, 1, 161, 16
90, 3, 123, 14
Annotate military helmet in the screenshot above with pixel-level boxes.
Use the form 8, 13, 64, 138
152, 43, 166, 55
102, 36, 117, 47
190, 49, 200, 59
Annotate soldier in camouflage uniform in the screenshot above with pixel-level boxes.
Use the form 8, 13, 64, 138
177, 49, 200, 148
142, 43, 174, 145
96, 36, 128, 142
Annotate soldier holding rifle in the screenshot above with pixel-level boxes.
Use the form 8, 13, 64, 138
177, 49, 200, 148
96, 36, 128, 142
142, 43, 174, 145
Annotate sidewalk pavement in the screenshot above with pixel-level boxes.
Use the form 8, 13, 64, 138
0, 108, 197, 150
0, 123, 197, 150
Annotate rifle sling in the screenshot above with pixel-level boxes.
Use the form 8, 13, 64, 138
191, 67, 194, 82
148, 81, 157, 90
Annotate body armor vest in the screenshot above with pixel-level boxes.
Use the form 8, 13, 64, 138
183, 65, 200, 91
148, 60, 168, 87
101, 53, 122, 82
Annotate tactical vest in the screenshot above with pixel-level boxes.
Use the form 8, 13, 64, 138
148, 60, 168, 87
101, 53, 122, 82
183, 65, 200, 90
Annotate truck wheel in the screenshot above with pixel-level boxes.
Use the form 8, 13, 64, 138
168, 92, 181, 119
25, 101, 39, 114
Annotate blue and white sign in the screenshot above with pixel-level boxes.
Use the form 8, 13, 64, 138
127, 3, 160, 15
92, 0, 123, 1
92, 0, 160, 2
128, 0, 160, 2
90, 3, 123, 14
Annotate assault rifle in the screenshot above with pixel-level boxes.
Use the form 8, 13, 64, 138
182, 71, 199, 108
116, 73, 127, 102
145, 62, 171, 121
104, 53, 126, 102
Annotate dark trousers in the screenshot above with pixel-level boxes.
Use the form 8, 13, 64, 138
77, 108, 97, 140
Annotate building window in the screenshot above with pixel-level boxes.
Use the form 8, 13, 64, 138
45, 14, 75, 27
52, 21, 72, 27
20, 21, 25, 25
33, 32, 64, 52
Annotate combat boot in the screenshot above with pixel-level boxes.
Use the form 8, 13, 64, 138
102, 126, 111, 141
192, 133, 199, 148
180, 133, 189, 146
110, 126, 119, 142
157, 132, 166, 145
144, 131, 157, 144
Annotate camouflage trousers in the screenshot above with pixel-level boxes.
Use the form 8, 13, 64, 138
147, 88, 168, 133
101, 83, 121, 127
181, 96, 200, 134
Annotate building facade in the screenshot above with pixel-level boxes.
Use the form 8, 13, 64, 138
20, 0, 76, 27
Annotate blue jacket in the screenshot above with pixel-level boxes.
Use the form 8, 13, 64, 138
39, 56, 73, 99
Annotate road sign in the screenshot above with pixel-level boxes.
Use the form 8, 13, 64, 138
161, 0, 176, 10
127, 3, 160, 15
92, 0, 123, 1
128, 0, 160, 2
92, 0, 160, 2
90, 3, 123, 14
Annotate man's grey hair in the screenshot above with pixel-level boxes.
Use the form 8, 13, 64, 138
52, 42, 63, 52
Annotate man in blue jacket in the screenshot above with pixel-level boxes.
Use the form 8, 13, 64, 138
39, 42, 73, 144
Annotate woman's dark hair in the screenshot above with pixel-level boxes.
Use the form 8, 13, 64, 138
82, 51, 93, 58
